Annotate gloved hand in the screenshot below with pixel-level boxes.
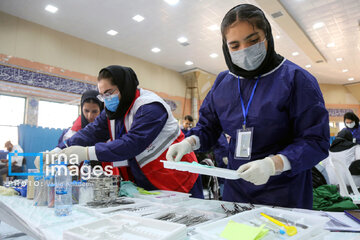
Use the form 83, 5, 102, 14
59, 146, 89, 165
222, 157, 228, 165
166, 138, 193, 162
34, 147, 61, 170
237, 157, 276, 185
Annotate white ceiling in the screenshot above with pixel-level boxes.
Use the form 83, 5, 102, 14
0, 0, 359, 84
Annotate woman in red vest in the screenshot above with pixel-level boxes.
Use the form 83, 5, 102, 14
57, 65, 203, 198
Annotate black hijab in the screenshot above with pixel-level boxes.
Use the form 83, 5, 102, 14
80, 90, 104, 128
99, 65, 139, 120
221, 4, 284, 79
344, 112, 359, 129
329, 128, 357, 152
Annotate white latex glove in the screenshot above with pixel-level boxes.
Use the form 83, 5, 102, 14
166, 138, 193, 162
59, 146, 89, 165
34, 147, 61, 170
222, 157, 228, 165
237, 157, 276, 185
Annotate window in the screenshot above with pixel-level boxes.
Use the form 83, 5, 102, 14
0, 95, 26, 149
38, 101, 79, 129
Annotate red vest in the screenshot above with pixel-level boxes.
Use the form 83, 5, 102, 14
104, 89, 198, 192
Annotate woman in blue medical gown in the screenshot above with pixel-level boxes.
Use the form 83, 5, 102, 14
166, 4, 330, 209
344, 112, 360, 144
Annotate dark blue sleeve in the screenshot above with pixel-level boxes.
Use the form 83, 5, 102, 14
213, 134, 229, 158
57, 128, 68, 145
189, 72, 227, 151
94, 102, 168, 162
57, 110, 109, 148
279, 70, 330, 176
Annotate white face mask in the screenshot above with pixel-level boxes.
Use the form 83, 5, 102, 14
346, 122, 355, 128
229, 40, 267, 71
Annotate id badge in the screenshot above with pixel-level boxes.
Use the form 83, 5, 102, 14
234, 127, 254, 160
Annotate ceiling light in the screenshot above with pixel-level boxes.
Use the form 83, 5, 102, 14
336, 57, 343, 62
208, 25, 219, 31
107, 30, 118, 36
292, 52, 299, 56
326, 42, 335, 48
342, 69, 348, 73
305, 64, 311, 68
275, 35, 280, 39
45, 5, 58, 13
151, 47, 161, 53
177, 37, 188, 43
313, 22, 324, 30
164, 0, 179, 5
348, 77, 354, 81
185, 61, 193, 66
210, 53, 218, 58
132, 15, 144, 22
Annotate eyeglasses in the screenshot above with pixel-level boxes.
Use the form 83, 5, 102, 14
97, 88, 118, 102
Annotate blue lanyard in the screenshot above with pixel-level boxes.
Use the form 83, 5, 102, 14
237, 76, 259, 129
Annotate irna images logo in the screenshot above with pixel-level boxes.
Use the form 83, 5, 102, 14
9, 151, 113, 180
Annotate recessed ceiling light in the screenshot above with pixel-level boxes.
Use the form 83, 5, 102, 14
348, 77, 354, 81
326, 42, 335, 48
342, 69, 348, 73
275, 35, 280, 39
132, 15, 144, 22
336, 57, 343, 62
292, 52, 299, 56
45, 5, 58, 13
164, 0, 179, 5
313, 22, 324, 30
208, 25, 219, 31
151, 47, 161, 53
305, 64, 311, 68
185, 61, 193, 66
210, 53, 218, 58
177, 37, 188, 43
107, 30, 118, 36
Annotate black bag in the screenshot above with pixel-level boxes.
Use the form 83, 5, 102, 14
349, 160, 360, 175
312, 166, 327, 189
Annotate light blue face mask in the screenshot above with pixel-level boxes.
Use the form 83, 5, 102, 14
230, 40, 267, 71
104, 94, 120, 112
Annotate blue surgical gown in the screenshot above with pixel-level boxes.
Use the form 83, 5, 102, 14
189, 60, 330, 209
58, 102, 204, 198
58, 103, 167, 189
213, 134, 229, 169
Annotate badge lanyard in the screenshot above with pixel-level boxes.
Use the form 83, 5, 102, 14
234, 76, 259, 160
351, 129, 356, 143
238, 76, 259, 129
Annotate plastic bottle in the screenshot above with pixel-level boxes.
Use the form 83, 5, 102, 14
81, 160, 91, 182
54, 163, 72, 216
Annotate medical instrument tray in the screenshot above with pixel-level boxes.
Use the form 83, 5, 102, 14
194, 206, 329, 240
